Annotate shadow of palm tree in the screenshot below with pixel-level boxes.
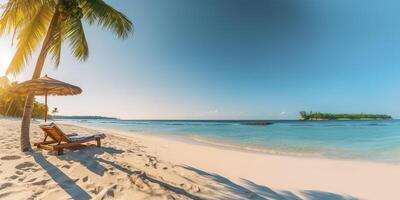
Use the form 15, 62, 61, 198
181, 165, 268, 199
182, 165, 359, 200
31, 152, 92, 200
240, 178, 302, 200
301, 190, 358, 200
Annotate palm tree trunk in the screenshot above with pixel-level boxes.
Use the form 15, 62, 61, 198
20, 8, 60, 152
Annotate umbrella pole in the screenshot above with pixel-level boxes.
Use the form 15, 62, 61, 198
45, 91, 48, 122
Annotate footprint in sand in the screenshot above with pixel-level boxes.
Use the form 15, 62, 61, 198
0, 155, 21, 160
0, 183, 13, 190
82, 176, 89, 183
90, 186, 104, 195
32, 180, 50, 186
108, 166, 115, 171
15, 171, 23, 175
104, 185, 118, 198
31, 190, 45, 199
165, 195, 176, 200
8, 175, 18, 180
61, 164, 71, 169
15, 162, 35, 170
26, 178, 37, 183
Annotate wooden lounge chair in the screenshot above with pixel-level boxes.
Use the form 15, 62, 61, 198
34, 122, 106, 155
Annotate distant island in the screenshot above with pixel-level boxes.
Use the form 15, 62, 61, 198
299, 111, 392, 120
53, 115, 118, 120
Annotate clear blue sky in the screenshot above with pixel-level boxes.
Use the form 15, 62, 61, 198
1, 0, 400, 119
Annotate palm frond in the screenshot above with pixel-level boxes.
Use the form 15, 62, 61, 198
0, 0, 54, 36
47, 18, 66, 67
80, 0, 133, 39
65, 18, 88, 61
2, 0, 132, 75
5, 4, 53, 75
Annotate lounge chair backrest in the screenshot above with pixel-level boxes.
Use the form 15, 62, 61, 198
40, 123, 71, 143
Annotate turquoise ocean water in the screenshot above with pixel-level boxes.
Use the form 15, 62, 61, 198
62, 119, 400, 163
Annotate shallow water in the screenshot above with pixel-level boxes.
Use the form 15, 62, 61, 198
62, 119, 400, 163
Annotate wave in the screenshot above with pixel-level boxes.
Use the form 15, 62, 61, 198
324, 124, 346, 127
188, 135, 322, 158
290, 124, 314, 127
366, 123, 387, 126
100, 121, 118, 124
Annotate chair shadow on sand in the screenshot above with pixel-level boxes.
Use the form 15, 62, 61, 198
32, 145, 358, 200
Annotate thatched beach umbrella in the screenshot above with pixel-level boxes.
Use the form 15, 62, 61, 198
13, 75, 82, 122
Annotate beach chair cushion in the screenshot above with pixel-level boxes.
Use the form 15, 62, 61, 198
68, 133, 106, 142
66, 133, 79, 137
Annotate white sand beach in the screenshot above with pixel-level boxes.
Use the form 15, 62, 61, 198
0, 118, 399, 200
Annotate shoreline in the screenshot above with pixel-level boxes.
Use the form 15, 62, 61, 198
61, 120, 400, 165
61, 120, 324, 159
62, 119, 400, 166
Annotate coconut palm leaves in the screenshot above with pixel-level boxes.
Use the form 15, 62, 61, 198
0, 0, 54, 35
81, 0, 132, 39
65, 18, 88, 62
0, 0, 133, 75
0, 1, 53, 74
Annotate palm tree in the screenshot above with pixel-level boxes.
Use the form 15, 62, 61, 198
0, 76, 10, 115
51, 107, 59, 115
0, 78, 47, 118
0, 0, 133, 151
299, 111, 308, 120
0, 77, 25, 117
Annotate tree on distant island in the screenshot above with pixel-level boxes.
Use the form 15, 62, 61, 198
0, 0, 133, 152
299, 111, 392, 120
